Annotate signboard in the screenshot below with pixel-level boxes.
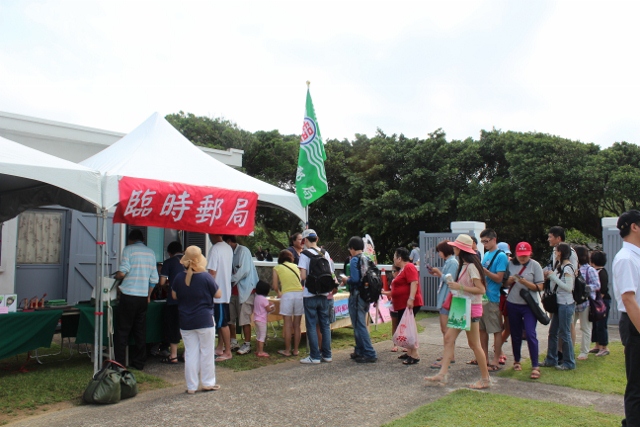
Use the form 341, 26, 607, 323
114, 176, 258, 235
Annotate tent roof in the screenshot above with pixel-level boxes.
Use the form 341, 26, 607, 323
81, 113, 305, 220
0, 136, 102, 222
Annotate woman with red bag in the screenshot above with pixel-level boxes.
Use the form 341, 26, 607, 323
391, 247, 423, 365
425, 234, 490, 389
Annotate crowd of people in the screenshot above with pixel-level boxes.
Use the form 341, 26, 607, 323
111, 212, 640, 426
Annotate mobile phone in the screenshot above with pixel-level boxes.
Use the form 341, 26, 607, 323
426, 264, 432, 270
514, 274, 523, 279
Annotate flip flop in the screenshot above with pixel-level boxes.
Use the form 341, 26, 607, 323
277, 350, 292, 357
468, 378, 491, 389
499, 355, 507, 365
390, 346, 398, 352
487, 364, 501, 372
202, 385, 221, 392
256, 352, 270, 357
160, 357, 179, 364
431, 362, 442, 369
215, 355, 231, 361
292, 351, 299, 356
466, 359, 478, 365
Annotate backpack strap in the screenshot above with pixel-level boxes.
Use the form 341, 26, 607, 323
485, 249, 504, 271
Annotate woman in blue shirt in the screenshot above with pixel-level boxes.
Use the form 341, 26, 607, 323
427, 240, 458, 368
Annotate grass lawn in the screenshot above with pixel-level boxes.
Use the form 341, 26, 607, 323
0, 345, 169, 425
211, 310, 435, 371
498, 342, 626, 395
382, 389, 621, 427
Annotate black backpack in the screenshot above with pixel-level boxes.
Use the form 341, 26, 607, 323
357, 255, 383, 304
565, 264, 588, 305
302, 249, 335, 294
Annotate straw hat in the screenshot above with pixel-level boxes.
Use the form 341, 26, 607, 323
180, 245, 207, 285
447, 234, 476, 254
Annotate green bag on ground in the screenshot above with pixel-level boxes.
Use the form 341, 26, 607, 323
83, 362, 121, 404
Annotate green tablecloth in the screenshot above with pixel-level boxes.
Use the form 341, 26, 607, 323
75, 301, 165, 345
0, 310, 63, 360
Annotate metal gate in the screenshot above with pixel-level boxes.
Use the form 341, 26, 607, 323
603, 226, 622, 325
419, 231, 458, 310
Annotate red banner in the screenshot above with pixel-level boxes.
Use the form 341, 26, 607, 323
113, 177, 258, 235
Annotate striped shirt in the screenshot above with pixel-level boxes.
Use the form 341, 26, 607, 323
118, 242, 159, 297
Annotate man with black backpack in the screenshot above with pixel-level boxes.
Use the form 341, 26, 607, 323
342, 236, 378, 363
298, 229, 337, 364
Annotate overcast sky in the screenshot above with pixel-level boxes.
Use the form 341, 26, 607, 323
1, 0, 639, 147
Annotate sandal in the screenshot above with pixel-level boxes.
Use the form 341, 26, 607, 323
530, 368, 541, 379
466, 359, 478, 365
161, 357, 179, 364
398, 353, 410, 360
499, 355, 507, 365
292, 350, 299, 356
469, 378, 491, 389
487, 364, 501, 372
277, 350, 292, 357
256, 352, 270, 358
513, 362, 522, 371
431, 362, 442, 369
403, 357, 420, 365
215, 355, 231, 361
424, 373, 448, 386
202, 385, 221, 392
390, 346, 398, 352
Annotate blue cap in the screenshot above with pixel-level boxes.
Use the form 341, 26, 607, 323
497, 242, 511, 254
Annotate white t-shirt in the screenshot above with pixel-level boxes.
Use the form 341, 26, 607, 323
298, 247, 333, 298
207, 241, 233, 304
613, 241, 640, 313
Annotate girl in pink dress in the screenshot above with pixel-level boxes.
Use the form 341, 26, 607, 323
253, 281, 275, 357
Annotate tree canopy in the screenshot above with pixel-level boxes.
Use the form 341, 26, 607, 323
166, 112, 640, 263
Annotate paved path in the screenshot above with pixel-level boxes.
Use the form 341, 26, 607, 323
9, 316, 625, 427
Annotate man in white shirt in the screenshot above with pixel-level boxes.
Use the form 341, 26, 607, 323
207, 234, 234, 361
613, 210, 640, 427
298, 229, 336, 364
409, 242, 420, 266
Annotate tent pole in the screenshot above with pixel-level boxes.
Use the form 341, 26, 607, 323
93, 208, 101, 373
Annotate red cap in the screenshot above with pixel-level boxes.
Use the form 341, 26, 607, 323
515, 241, 532, 256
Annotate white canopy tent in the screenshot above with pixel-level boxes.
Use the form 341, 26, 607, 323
81, 112, 305, 220
0, 135, 102, 222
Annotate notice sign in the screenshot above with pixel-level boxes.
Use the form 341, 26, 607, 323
114, 176, 258, 235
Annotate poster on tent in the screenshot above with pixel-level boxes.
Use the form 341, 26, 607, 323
113, 176, 258, 235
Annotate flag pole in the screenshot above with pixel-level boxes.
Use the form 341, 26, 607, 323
305, 80, 310, 229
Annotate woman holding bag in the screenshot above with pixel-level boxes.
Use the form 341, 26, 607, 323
504, 242, 545, 379
425, 234, 490, 389
391, 247, 423, 365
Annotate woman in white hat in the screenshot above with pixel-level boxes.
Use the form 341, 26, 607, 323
425, 234, 491, 389
171, 246, 222, 394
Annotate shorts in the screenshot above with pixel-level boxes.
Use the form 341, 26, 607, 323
214, 303, 230, 329
390, 310, 399, 319
239, 294, 254, 326
255, 321, 267, 343
164, 304, 182, 344
471, 317, 481, 323
439, 307, 450, 316
479, 301, 503, 333
229, 294, 240, 324
279, 291, 304, 316
396, 306, 422, 321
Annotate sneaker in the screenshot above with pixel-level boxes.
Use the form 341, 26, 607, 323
230, 340, 240, 351
596, 349, 610, 357
300, 356, 321, 364
555, 364, 574, 371
321, 357, 332, 363
237, 342, 251, 355
540, 361, 557, 368
355, 356, 377, 363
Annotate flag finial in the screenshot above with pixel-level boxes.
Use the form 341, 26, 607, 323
306, 80, 310, 88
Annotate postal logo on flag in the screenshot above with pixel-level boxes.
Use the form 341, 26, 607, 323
300, 117, 317, 145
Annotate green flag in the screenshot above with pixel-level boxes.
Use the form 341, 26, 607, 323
296, 88, 328, 207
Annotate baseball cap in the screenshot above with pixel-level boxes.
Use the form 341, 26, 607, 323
302, 229, 317, 239
514, 242, 532, 257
